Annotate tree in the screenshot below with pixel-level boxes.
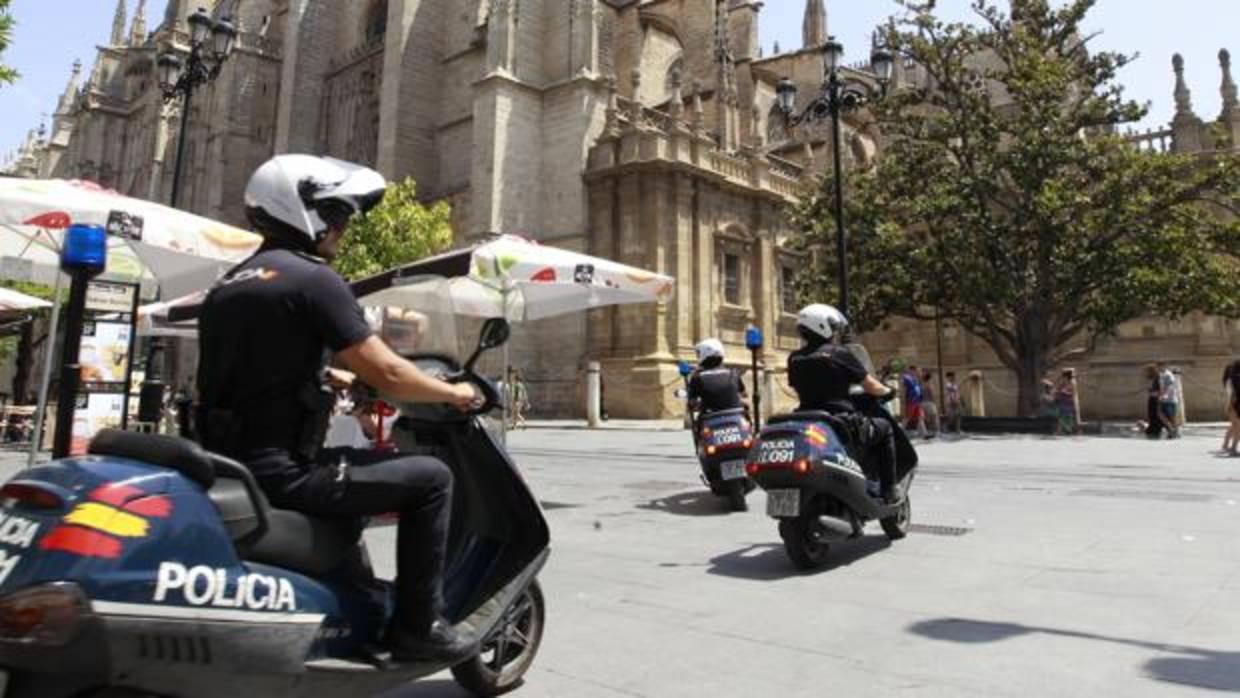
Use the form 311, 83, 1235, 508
791, 0, 1240, 415
333, 177, 454, 281
0, 0, 18, 87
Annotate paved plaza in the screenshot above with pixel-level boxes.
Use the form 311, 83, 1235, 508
3, 427, 1238, 697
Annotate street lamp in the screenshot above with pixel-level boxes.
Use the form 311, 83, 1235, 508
777, 35, 893, 317
157, 7, 237, 209
149, 8, 236, 426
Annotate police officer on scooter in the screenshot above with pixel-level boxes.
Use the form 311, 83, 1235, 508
196, 155, 480, 664
788, 304, 902, 503
686, 339, 747, 419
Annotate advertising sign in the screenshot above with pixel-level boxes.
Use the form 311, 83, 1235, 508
70, 281, 139, 455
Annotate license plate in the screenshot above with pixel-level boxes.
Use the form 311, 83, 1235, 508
766, 489, 801, 517
720, 459, 746, 480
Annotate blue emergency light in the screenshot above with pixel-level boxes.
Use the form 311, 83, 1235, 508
745, 326, 764, 351
60, 224, 107, 274
677, 360, 693, 377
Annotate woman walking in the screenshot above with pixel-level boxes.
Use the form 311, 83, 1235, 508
1223, 361, 1240, 456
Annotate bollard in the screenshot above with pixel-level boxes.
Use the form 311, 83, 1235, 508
967, 370, 985, 417
586, 361, 601, 428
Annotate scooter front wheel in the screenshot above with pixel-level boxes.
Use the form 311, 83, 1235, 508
779, 516, 830, 570
452, 579, 546, 696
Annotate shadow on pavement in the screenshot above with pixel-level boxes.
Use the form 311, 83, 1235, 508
909, 618, 1240, 692
375, 678, 474, 697
636, 490, 730, 517
706, 536, 892, 581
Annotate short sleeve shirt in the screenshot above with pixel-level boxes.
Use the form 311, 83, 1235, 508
787, 344, 868, 412
688, 367, 746, 412
197, 248, 372, 450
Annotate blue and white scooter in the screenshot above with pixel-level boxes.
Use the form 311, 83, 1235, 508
0, 319, 550, 697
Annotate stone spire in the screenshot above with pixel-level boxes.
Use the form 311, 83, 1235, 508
110, 0, 127, 46
55, 60, 83, 116
1220, 48, 1238, 120
1173, 53, 1194, 119
130, 0, 148, 46
803, 0, 827, 49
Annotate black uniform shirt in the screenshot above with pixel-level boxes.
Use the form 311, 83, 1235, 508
787, 343, 868, 412
196, 248, 372, 454
687, 367, 746, 413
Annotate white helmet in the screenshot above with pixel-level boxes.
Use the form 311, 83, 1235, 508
797, 303, 848, 343
694, 338, 725, 364
244, 154, 387, 247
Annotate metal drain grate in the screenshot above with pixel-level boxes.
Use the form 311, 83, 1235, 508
909, 523, 973, 537
1070, 489, 1212, 503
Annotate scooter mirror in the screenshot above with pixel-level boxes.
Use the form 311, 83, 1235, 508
478, 317, 511, 350
464, 317, 511, 373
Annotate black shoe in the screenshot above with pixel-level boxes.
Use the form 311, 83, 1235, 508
385, 619, 479, 665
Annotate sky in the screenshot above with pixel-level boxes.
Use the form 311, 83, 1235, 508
1, 1, 1236, 165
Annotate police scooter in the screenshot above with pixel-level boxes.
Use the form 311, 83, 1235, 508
745, 391, 917, 570
676, 362, 755, 512
0, 318, 551, 697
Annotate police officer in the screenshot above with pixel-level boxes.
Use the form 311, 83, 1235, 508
196, 155, 479, 663
787, 304, 902, 503
686, 338, 747, 418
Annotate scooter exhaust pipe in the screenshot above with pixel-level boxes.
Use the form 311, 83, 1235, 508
814, 515, 855, 541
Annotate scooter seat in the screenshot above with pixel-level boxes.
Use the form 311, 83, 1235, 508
89, 429, 215, 489
241, 509, 363, 578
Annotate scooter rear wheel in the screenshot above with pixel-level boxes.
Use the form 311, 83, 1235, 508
725, 480, 748, 512
880, 495, 911, 540
452, 579, 546, 696
779, 516, 831, 570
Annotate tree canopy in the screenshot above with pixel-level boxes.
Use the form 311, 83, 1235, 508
333, 177, 454, 281
791, 0, 1240, 415
0, 0, 17, 87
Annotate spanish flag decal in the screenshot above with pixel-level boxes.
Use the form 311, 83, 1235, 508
804, 425, 829, 447
39, 483, 172, 559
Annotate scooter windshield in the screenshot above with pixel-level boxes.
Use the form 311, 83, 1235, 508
358, 277, 468, 360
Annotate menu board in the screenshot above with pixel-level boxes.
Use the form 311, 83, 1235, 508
70, 281, 139, 455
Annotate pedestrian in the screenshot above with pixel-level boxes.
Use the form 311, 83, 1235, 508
1222, 361, 1240, 456
920, 369, 939, 438
1139, 363, 1164, 439
1053, 369, 1078, 435
506, 367, 530, 429
943, 371, 964, 434
1156, 361, 1179, 439
1039, 378, 1056, 419
901, 364, 926, 437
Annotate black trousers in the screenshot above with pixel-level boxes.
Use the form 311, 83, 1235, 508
249, 448, 453, 634
1145, 396, 1164, 438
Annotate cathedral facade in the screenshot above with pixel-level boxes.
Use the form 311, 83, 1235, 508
6, 0, 1237, 420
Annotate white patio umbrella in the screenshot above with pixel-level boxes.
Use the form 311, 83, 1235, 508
0, 287, 53, 313
0, 178, 261, 297
353, 235, 676, 430
0, 178, 262, 464
354, 234, 675, 320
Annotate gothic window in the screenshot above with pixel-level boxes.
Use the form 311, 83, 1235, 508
722, 253, 741, 306
664, 58, 683, 96
767, 105, 789, 145
780, 264, 797, 313
365, 0, 388, 44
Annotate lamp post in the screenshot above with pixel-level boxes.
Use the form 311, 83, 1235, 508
776, 36, 893, 318
157, 7, 237, 209
148, 8, 236, 426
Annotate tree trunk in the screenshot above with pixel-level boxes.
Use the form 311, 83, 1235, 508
1014, 348, 1049, 418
